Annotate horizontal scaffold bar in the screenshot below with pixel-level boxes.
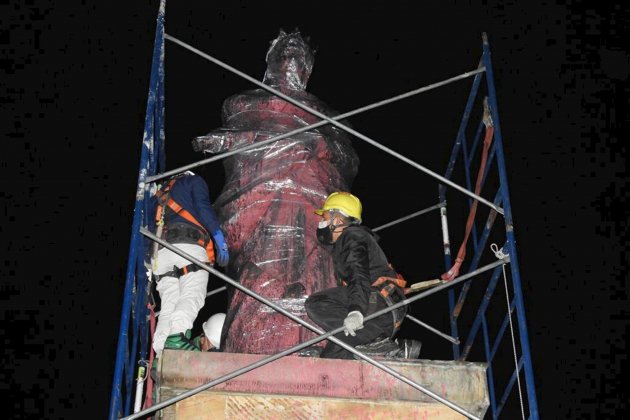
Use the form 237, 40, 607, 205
146, 66, 486, 184
373, 202, 445, 232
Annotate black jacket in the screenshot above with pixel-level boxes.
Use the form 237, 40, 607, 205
332, 225, 397, 314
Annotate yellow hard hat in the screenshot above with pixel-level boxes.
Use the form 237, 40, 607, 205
314, 192, 362, 223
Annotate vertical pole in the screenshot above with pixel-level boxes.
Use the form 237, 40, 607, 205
441, 66, 483, 359
108, 2, 165, 419
460, 263, 503, 360
481, 317, 498, 419
439, 67, 484, 202
439, 206, 459, 358
481, 32, 539, 420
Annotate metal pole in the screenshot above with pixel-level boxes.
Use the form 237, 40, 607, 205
438, 63, 484, 362
405, 314, 459, 345
108, 2, 165, 418
481, 317, 498, 417
372, 202, 445, 232
441, 205, 459, 359
439, 62, 484, 203
496, 357, 525, 417
133, 228, 507, 420
146, 64, 486, 184
440, 61, 485, 361
163, 34, 503, 215
154, 286, 226, 318
482, 32, 539, 420
490, 299, 517, 361
205, 285, 226, 297
460, 264, 503, 361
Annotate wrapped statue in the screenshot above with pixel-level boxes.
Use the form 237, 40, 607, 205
192, 29, 359, 354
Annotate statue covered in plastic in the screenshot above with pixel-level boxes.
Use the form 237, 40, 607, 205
192, 29, 359, 355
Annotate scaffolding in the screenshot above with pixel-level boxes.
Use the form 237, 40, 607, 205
109, 2, 539, 419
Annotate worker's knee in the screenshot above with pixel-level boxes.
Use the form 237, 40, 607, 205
304, 292, 328, 320
304, 294, 317, 316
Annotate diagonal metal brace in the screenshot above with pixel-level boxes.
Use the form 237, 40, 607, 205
146, 69, 486, 185
159, 34, 503, 215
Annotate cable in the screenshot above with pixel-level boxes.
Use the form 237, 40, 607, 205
491, 243, 525, 420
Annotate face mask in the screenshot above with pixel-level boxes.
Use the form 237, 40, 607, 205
316, 220, 334, 245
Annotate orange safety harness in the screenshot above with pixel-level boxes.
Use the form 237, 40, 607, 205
341, 267, 409, 336
441, 98, 494, 282
155, 177, 215, 264
370, 274, 408, 333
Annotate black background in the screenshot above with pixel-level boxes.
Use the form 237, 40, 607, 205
2, 1, 628, 418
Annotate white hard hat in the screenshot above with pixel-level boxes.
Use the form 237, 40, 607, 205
202, 313, 226, 348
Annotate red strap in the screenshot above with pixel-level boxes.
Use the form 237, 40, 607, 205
442, 123, 494, 281
143, 303, 157, 409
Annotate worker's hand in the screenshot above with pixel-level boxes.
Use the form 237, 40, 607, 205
343, 311, 364, 336
212, 230, 230, 267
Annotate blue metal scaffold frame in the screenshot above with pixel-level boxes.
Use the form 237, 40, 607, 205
439, 34, 539, 419
109, 2, 539, 418
108, 1, 165, 418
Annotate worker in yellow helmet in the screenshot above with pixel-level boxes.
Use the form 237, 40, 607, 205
305, 192, 421, 359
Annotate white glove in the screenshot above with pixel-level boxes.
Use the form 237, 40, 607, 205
343, 311, 364, 336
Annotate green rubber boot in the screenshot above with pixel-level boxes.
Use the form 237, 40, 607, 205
164, 330, 201, 352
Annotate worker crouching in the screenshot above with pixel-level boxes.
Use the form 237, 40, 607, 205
305, 192, 420, 360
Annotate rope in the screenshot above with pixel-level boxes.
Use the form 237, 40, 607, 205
142, 303, 157, 410
491, 243, 525, 420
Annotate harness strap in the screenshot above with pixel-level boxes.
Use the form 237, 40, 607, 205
340, 275, 408, 298
155, 178, 215, 264
154, 263, 204, 282
371, 276, 407, 336
371, 275, 407, 290
164, 199, 206, 232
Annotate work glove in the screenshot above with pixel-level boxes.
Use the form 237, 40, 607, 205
212, 229, 230, 267
343, 311, 364, 336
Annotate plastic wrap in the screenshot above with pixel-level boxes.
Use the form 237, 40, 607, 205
193, 30, 359, 355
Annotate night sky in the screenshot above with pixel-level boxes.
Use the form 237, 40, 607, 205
2, 1, 628, 418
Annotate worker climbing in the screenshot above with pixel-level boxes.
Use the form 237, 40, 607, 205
305, 192, 421, 359
150, 171, 229, 358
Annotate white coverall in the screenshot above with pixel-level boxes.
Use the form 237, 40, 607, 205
152, 243, 208, 358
